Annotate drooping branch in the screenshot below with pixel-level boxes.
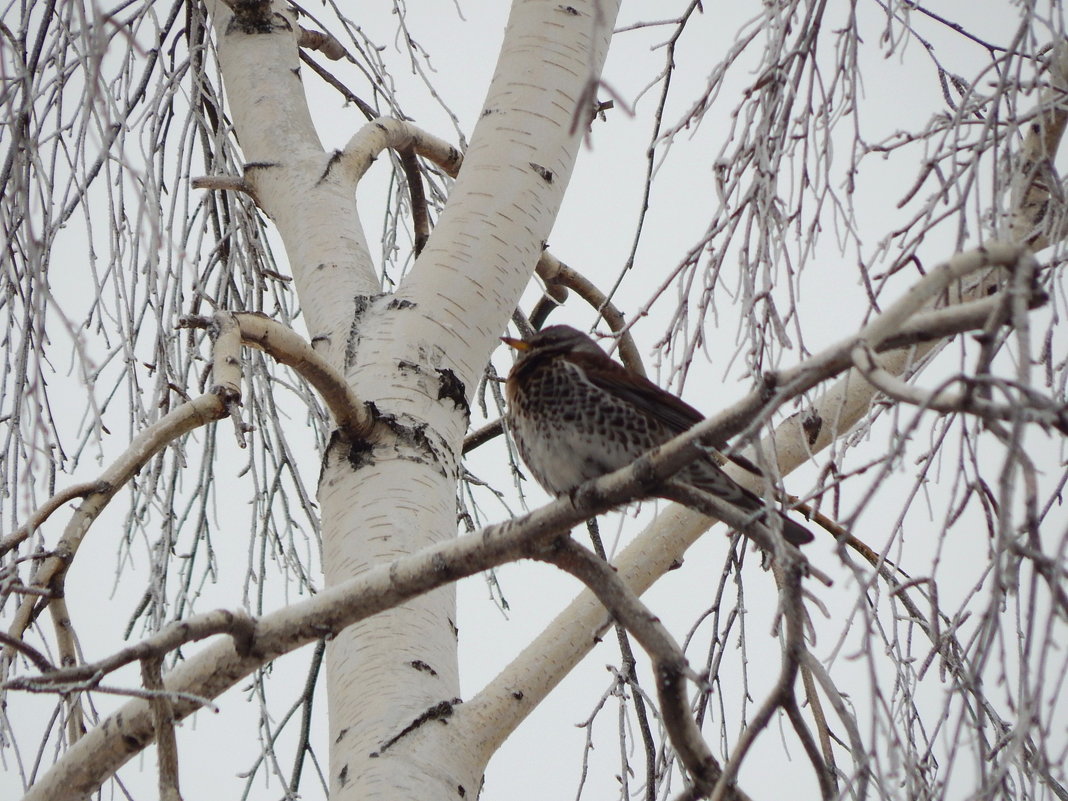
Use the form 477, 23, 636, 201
340, 117, 463, 183
3, 308, 381, 691
0, 294, 396, 761
709, 560, 812, 801
141, 655, 183, 801
535, 251, 647, 376
801, 653, 871, 801
5, 609, 256, 691
2, 393, 230, 648
179, 312, 375, 441
2, 311, 376, 602
1, 312, 251, 739
533, 537, 753, 801
16, 238, 1047, 799
0, 481, 109, 558
455, 242, 1046, 774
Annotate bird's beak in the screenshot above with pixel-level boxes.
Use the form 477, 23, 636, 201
500, 336, 531, 351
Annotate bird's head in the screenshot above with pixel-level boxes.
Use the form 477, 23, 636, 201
500, 325, 605, 360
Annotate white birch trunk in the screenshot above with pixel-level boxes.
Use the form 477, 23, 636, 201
19, 3, 617, 796
214, 1, 619, 799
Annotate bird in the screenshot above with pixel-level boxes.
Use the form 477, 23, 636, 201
501, 324, 814, 546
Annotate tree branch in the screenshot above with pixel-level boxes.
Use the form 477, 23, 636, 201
533, 537, 752, 801
0, 481, 110, 558
16, 241, 1047, 799
710, 559, 806, 801
341, 117, 463, 183
142, 655, 184, 801
5, 609, 256, 690
456, 242, 1043, 775
3, 394, 228, 651
179, 312, 375, 441
534, 251, 647, 376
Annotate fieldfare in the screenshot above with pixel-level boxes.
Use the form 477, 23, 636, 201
502, 325, 814, 546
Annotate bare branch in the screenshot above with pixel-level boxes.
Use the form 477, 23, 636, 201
0, 632, 54, 673
400, 148, 431, 256
0, 482, 109, 558
533, 537, 752, 801
179, 313, 374, 441
535, 251, 647, 377
189, 175, 258, 201
710, 559, 807, 801
342, 117, 463, 182
6, 609, 256, 690
801, 652, 871, 801
4, 394, 228, 649
851, 345, 1068, 432
142, 656, 184, 801
297, 26, 346, 60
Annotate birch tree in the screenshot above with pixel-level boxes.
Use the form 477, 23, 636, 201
2, 2, 1067, 801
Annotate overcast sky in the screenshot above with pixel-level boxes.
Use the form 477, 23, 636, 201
4, 2, 1066, 800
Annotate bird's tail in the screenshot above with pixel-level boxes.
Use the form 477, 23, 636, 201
734, 485, 814, 546
774, 511, 815, 546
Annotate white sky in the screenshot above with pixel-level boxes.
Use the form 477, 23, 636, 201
3, 2, 1066, 800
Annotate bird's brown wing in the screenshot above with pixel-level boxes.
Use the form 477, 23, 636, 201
571, 354, 764, 470
569, 352, 707, 435
569, 353, 814, 545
